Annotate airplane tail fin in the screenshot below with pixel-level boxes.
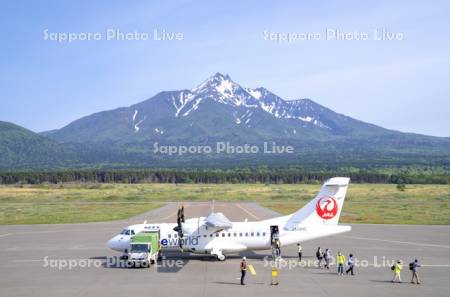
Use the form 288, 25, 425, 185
284, 177, 350, 230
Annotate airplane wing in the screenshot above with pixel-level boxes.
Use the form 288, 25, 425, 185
205, 212, 233, 229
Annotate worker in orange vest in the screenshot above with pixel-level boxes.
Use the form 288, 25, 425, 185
240, 257, 247, 285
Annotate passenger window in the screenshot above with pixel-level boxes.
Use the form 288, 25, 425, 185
131, 230, 135, 235
222, 233, 225, 237
245, 233, 248, 237
228, 233, 231, 237
233, 233, 237, 237
239, 233, 243, 237
251, 232, 254, 236
204, 234, 207, 238
168, 234, 171, 238
216, 233, 219, 237
262, 232, 266, 236
257, 232, 260, 236
210, 234, 213, 237
174, 234, 177, 238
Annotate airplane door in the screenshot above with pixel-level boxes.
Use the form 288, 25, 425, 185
270, 225, 280, 258
270, 225, 279, 241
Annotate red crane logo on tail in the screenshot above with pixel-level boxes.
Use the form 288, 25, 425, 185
316, 196, 338, 219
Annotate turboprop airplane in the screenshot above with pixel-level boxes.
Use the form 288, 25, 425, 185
107, 177, 351, 261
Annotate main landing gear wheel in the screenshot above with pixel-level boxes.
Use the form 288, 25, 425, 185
217, 254, 226, 261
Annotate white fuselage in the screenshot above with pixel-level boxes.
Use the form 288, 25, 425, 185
107, 216, 351, 255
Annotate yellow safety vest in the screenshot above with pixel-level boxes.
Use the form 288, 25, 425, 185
337, 254, 346, 264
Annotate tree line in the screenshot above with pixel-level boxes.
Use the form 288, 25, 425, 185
0, 169, 448, 185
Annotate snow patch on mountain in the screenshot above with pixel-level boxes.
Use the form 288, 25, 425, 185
182, 99, 201, 117
132, 109, 145, 132
299, 116, 313, 122
260, 101, 276, 115
215, 78, 234, 98
172, 92, 196, 117
134, 119, 145, 132
246, 88, 262, 99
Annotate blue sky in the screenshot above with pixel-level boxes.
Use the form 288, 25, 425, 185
1, 0, 449, 136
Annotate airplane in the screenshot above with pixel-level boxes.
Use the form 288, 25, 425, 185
107, 177, 351, 261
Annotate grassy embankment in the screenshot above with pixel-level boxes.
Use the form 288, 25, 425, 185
0, 183, 448, 225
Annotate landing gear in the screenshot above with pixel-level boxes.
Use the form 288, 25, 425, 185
120, 249, 129, 260
217, 254, 226, 261
211, 249, 226, 261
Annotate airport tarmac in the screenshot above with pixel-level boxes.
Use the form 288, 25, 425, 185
0, 202, 449, 297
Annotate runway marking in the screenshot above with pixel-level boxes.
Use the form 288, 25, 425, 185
0, 228, 118, 236
340, 235, 450, 249
235, 204, 261, 220
12, 259, 43, 262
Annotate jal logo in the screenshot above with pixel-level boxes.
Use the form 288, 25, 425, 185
316, 196, 338, 219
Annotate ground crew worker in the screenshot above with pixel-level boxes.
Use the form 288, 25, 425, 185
240, 257, 247, 285
410, 259, 421, 284
346, 254, 354, 275
324, 248, 331, 269
392, 260, 403, 283
316, 247, 323, 268
297, 243, 302, 262
337, 251, 346, 275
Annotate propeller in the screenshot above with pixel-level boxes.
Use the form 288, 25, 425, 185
174, 205, 185, 250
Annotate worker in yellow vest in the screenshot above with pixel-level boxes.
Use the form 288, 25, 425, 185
337, 252, 346, 276
392, 260, 403, 283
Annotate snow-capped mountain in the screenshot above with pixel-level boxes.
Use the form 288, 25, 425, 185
149, 72, 331, 129
44, 72, 450, 162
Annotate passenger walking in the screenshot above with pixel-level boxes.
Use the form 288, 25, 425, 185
337, 252, 346, 275
316, 247, 323, 268
297, 243, 302, 262
391, 260, 403, 283
346, 254, 354, 275
409, 259, 421, 284
240, 257, 247, 285
276, 239, 281, 258
324, 248, 331, 269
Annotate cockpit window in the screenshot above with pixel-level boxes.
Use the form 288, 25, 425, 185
120, 229, 135, 235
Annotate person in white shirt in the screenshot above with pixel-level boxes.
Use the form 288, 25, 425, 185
346, 254, 355, 275
297, 243, 302, 262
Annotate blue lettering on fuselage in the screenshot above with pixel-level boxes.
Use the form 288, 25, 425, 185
160, 236, 199, 246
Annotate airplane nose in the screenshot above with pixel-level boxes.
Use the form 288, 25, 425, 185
107, 237, 118, 250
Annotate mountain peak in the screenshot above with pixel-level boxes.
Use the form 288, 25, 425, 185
191, 72, 241, 99
211, 72, 231, 81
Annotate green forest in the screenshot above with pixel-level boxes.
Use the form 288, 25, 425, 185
1, 167, 449, 185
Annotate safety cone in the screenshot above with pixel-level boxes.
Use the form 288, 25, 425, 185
271, 267, 279, 286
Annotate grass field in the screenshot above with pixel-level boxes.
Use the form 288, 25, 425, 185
0, 183, 449, 225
